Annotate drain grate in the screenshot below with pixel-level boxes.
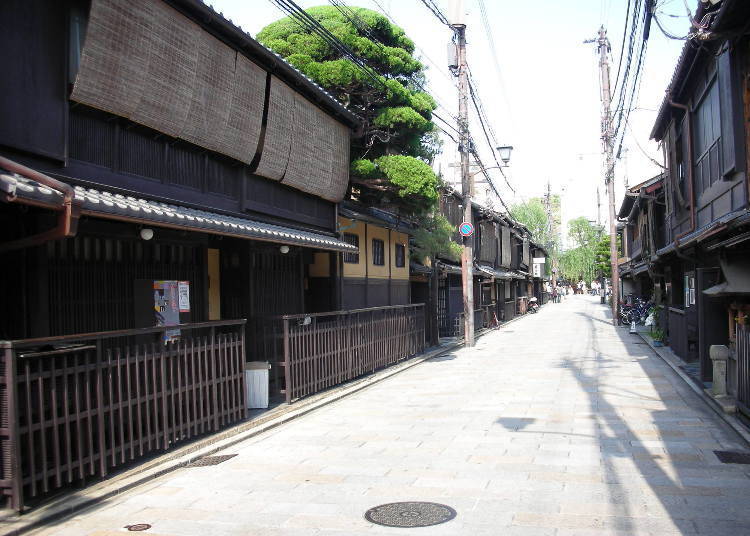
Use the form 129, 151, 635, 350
364, 502, 456, 528
714, 451, 750, 464
125, 524, 151, 532
185, 454, 237, 467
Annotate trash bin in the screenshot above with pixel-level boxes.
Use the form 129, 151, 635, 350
245, 361, 270, 409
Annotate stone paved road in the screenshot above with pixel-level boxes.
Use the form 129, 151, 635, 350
33, 296, 750, 536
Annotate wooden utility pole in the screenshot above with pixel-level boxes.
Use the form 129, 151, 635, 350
544, 181, 557, 287
594, 26, 619, 325
450, 0, 474, 346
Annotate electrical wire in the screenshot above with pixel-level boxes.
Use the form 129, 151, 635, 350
270, 0, 385, 89
418, 0, 451, 27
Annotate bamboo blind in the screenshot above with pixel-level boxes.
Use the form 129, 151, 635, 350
72, 0, 350, 202
283, 93, 350, 202
255, 76, 295, 181
71, 0, 264, 167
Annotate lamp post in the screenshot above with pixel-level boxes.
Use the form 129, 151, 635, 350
460, 145, 513, 347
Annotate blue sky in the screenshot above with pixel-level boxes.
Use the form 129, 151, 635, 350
209, 0, 688, 240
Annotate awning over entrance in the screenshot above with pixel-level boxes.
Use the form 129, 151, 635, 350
0, 172, 357, 253
476, 263, 521, 280
436, 261, 462, 275
704, 258, 750, 297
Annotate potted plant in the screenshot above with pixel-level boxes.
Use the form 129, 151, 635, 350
650, 326, 665, 346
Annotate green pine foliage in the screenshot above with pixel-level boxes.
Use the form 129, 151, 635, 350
411, 211, 462, 263
257, 6, 440, 216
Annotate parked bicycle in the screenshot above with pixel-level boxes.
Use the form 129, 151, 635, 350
620, 296, 653, 325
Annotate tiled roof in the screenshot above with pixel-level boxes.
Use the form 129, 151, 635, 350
0, 172, 357, 253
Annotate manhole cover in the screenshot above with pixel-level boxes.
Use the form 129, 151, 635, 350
125, 524, 151, 532
714, 451, 750, 464
185, 454, 237, 467
364, 502, 457, 528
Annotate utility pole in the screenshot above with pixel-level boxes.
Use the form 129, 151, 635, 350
544, 181, 556, 287
593, 26, 619, 325
596, 186, 602, 227
450, 0, 474, 346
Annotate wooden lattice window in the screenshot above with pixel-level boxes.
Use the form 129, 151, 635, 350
343, 233, 359, 263
372, 239, 385, 266
395, 243, 405, 267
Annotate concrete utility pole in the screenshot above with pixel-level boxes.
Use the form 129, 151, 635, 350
450, 0, 474, 346
594, 26, 620, 325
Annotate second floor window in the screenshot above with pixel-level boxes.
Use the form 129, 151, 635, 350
372, 239, 385, 266
343, 233, 359, 263
395, 243, 405, 267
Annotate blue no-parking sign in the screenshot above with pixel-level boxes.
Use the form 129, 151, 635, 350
458, 222, 474, 237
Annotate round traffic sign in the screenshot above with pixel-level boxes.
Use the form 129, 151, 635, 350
458, 222, 474, 237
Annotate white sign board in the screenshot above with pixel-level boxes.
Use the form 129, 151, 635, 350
533, 263, 542, 278
178, 281, 190, 312
533, 257, 546, 264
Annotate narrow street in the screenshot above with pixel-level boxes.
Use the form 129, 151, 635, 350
34, 296, 750, 536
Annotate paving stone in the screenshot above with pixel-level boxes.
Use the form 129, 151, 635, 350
27, 296, 750, 535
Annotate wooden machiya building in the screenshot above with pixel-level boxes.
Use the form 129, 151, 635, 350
0, 0, 361, 509
323, 202, 413, 310
433, 188, 539, 337
647, 0, 750, 417
617, 174, 666, 303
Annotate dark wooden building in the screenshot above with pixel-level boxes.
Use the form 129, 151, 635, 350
647, 0, 750, 414
617, 174, 666, 303
432, 187, 538, 337
0, 0, 360, 342
0, 0, 361, 509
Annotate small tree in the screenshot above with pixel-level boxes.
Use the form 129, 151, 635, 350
258, 6, 440, 217
510, 198, 559, 276
411, 210, 461, 346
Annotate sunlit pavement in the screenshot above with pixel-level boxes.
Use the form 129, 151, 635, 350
32, 296, 750, 536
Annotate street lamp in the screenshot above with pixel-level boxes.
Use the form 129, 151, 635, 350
496, 145, 513, 166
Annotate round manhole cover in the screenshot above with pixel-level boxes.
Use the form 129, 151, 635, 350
364, 502, 457, 528
125, 524, 151, 532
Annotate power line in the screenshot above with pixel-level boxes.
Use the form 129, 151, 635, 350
269, 0, 385, 89
467, 79, 515, 194
369, 0, 454, 83
418, 0, 451, 27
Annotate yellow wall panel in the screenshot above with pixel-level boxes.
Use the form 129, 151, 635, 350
366, 224, 390, 279
207, 248, 221, 320
339, 217, 366, 278
309, 252, 330, 278
391, 231, 410, 281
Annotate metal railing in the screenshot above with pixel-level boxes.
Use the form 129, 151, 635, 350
279, 305, 425, 403
0, 319, 246, 511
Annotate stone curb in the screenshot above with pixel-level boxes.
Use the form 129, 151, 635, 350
634, 330, 750, 447
0, 308, 536, 536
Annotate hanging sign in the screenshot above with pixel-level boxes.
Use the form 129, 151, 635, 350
458, 222, 474, 237
178, 281, 190, 312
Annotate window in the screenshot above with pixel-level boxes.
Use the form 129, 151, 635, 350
343, 233, 359, 263
69, 3, 89, 84
372, 238, 385, 266
693, 78, 722, 195
395, 243, 405, 267
684, 273, 695, 307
